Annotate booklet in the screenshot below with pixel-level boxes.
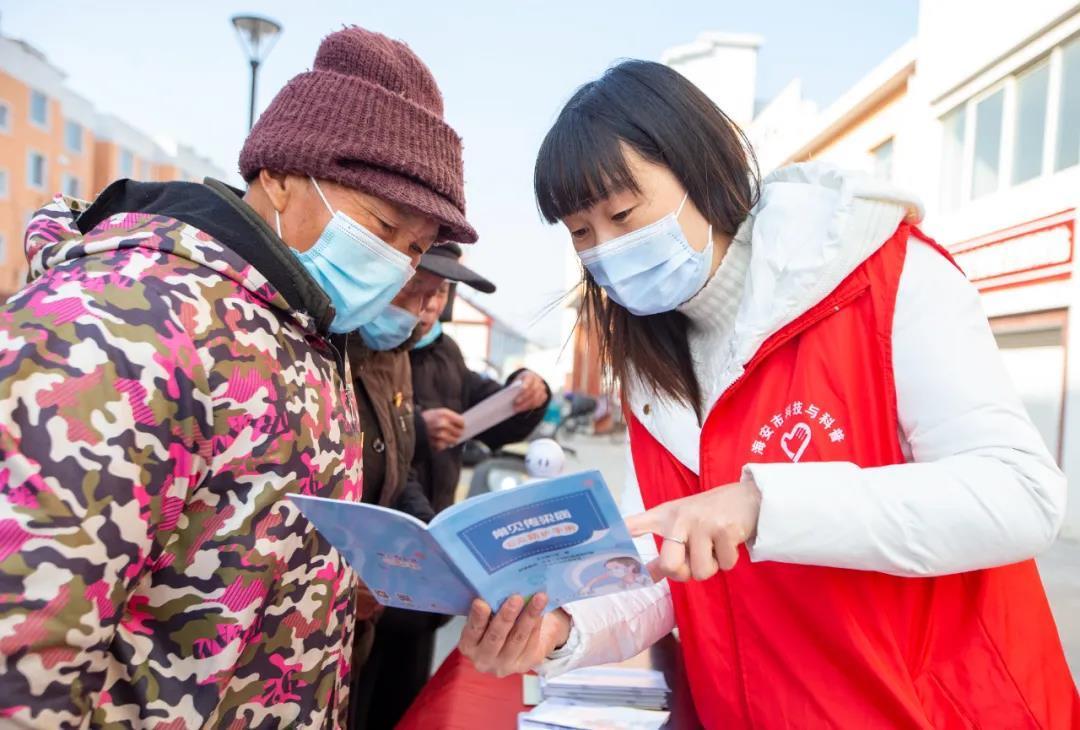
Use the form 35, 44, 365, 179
541, 667, 671, 710
454, 379, 523, 445
290, 470, 653, 615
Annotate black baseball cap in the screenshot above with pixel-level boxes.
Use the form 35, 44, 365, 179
418, 242, 496, 294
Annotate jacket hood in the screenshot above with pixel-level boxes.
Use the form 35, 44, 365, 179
22, 179, 335, 334
719, 161, 921, 391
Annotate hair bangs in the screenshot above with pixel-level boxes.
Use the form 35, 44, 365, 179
534, 99, 640, 223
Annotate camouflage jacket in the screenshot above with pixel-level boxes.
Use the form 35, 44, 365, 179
0, 180, 363, 729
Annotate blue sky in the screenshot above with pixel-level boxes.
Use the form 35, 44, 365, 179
0, 0, 916, 338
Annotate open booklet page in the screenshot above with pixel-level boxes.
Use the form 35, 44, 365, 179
292, 470, 652, 615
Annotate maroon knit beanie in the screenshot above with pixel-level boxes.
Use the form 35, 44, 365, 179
239, 26, 477, 243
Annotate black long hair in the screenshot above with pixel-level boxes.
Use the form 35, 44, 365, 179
535, 59, 759, 415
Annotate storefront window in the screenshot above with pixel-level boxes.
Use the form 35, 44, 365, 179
993, 320, 1066, 462
1012, 63, 1049, 184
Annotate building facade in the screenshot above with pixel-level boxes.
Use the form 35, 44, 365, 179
0, 30, 226, 299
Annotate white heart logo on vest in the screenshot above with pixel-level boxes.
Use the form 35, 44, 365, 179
780, 423, 812, 462
747, 401, 844, 459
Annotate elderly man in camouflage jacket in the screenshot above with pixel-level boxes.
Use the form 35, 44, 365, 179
0, 26, 475, 729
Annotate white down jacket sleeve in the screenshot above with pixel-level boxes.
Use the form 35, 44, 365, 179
539, 447, 674, 677
745, 237, 1067, 575
539, 237, 1067, 676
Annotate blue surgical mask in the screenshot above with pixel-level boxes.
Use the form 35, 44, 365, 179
578, 194, 713, 316
358, 304, 420, 351
413, 320, 442, 350
281, 177, 415, 334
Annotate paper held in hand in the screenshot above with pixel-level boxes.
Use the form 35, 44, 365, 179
454, 379, 523, 445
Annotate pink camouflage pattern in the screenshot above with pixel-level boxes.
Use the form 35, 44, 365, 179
0, 193, 363, 728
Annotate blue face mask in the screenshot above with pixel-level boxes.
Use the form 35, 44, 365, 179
413, 320, 442, 350
358, 304, 420, 351
578, 194, 713, 316
282, 178, 415, 334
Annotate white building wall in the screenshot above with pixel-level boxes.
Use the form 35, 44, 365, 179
748, 79, 818, 174
917, 0, 1080, 103
662, 33, 762, 129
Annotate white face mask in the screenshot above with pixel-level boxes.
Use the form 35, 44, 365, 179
279, 178, 415, 334
578, 193, 713, 316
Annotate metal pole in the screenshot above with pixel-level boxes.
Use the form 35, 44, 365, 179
248, 59, 259, 131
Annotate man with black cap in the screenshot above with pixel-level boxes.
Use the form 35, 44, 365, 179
351, 244, 550, 730
410, 243, 551, 513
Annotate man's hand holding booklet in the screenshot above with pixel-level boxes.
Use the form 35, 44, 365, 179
290, 470, 652, 614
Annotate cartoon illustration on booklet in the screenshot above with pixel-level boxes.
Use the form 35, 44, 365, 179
290, 470, 652, 615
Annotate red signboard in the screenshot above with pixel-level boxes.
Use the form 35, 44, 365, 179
948, 209, 1075, 292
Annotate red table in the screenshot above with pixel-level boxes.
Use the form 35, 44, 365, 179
397, 636, 700, 729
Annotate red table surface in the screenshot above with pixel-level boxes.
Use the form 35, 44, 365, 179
396, 636, 700, 729
396, 649, 526, 730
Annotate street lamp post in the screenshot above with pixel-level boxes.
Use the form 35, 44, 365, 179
231, 15, 282, 131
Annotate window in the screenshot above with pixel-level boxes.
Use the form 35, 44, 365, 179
871, 138, 894, 181
1056, 36, 1080, 171
119, 148, 134, 178
971, 88, 1004, 199
1012, 63, 1050, 184
940, 106, 966, 211
0, 234, 6, 265
27, 151, 46, 190
29, 89, 48, 128
64, 120, 83, 154
0, 100, 10, 133
62, 174, 80, 198
0, 169, 8, 199
941, 36, 1080, 211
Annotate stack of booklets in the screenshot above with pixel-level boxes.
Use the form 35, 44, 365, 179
541, 667, 671, 710
518, 667, 672, 729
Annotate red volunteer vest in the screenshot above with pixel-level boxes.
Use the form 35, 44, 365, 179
629, 224, 1079, 729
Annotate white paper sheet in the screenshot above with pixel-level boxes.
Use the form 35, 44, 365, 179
454, 379, 523, 445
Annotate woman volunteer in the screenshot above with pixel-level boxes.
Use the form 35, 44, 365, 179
457, 59, 1078, 728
